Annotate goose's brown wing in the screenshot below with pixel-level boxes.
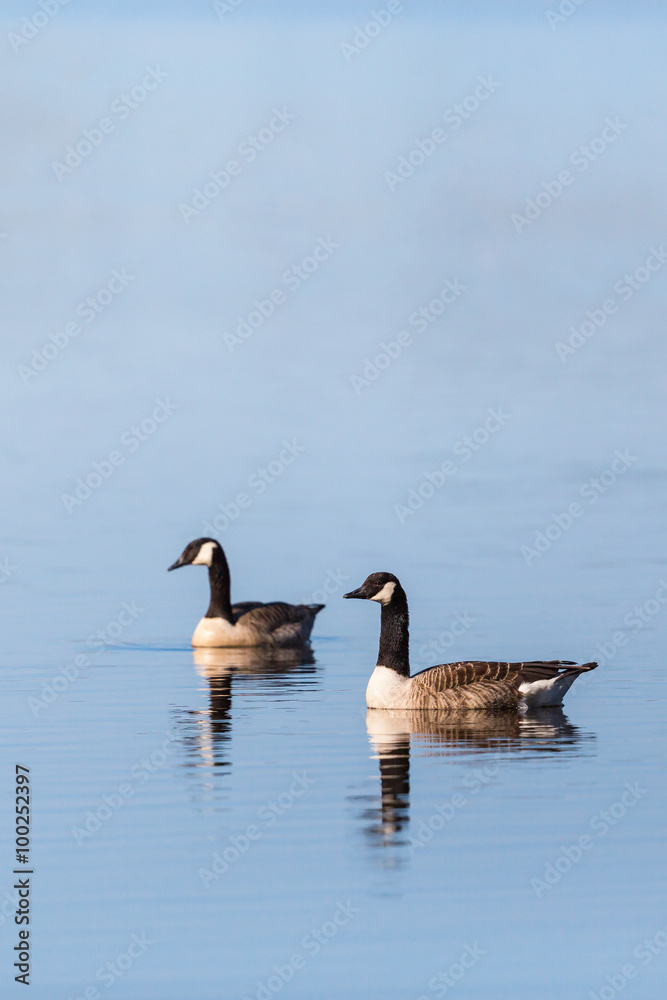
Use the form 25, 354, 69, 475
232, 601, 324, 644
409, 659, 597, 710
407, 661, 522, 709
413, 659, 597, 691
412, 660, 523, 692
231, 602, 265, 622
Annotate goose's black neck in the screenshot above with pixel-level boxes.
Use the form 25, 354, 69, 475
205, 547, 233, 621
377, 585, 410, 677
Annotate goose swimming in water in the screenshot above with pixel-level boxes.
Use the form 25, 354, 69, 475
168, 538, 324, 648
344, 572, 597, 710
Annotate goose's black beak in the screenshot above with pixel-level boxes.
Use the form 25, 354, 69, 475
343, 586, 368, 600
168, 556, 185, 571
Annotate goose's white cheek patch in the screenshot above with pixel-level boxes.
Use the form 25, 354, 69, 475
370, 581, 396, 605
192, 541, 216, 566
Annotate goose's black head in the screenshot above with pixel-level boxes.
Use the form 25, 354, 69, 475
345, 571, 410, 675
168, 537, 222, 571
168, 538, 232, 620
344, 572, 402, 606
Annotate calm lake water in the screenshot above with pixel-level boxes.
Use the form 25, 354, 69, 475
1, 5, 667, 998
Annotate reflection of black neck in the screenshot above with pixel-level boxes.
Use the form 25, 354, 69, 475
378, 586, 410, 677
377, 583, 410, 677
379, 737, 410, 835
208, 673, 233, 723
205, 548, 233, 621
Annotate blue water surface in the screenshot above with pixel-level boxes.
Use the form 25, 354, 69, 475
1, 4, 666, 998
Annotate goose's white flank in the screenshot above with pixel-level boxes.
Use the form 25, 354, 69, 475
168, 537, 324, 648
344, 572, 597, 710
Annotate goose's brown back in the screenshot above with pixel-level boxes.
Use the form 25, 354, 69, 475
232, 600, 324, 646
407, 659, 597, 710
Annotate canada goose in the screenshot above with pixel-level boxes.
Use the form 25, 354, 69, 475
344, 572, 597, 710
168, 538, 324, 648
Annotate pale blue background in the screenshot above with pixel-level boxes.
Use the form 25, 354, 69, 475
1, 3, 666, 998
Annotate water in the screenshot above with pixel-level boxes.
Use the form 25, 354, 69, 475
1, 5, 667, 998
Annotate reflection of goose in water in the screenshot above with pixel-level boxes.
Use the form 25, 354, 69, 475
355, 707, 595, 849
172, 646, 318, 780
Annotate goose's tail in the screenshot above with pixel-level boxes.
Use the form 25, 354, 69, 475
562, 660, 598, 674
518, 659, 598, 708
